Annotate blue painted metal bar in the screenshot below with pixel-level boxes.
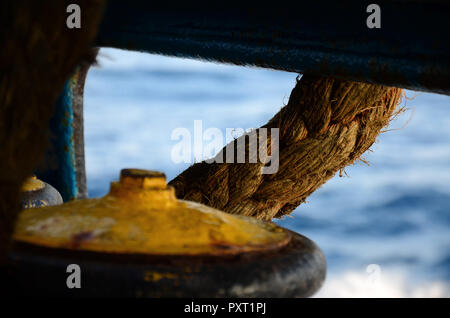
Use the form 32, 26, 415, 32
36, 71, 79, 202
95, 1, 450, 95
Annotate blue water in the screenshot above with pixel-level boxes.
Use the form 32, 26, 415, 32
84, 48, 450, 297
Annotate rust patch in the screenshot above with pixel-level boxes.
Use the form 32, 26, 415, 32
71, 231, 94, 247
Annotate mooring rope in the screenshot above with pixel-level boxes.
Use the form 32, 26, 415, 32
170, 75, 403, 221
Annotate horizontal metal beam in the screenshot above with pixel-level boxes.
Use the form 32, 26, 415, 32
95, 1, 450, 95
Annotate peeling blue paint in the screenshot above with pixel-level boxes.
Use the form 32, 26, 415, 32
36, 75, 78, 202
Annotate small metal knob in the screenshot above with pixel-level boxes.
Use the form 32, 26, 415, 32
119, 169, 167, 190
21, 176, 63, 209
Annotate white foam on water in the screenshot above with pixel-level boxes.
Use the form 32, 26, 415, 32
316, 270, 450, 298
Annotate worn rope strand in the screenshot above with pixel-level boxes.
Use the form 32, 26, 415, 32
170, 74, 403, 221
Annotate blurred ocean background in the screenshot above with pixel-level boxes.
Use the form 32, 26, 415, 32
84, 48, 450, 297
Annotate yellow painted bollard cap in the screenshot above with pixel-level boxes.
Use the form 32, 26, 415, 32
13, 169, 290, 256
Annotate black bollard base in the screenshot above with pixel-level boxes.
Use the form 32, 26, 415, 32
7, 229, 326, 298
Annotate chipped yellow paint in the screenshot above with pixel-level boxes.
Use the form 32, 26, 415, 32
13, 169, 290, 256
21, 176, 45, 192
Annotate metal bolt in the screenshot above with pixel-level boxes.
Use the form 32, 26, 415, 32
119, 169, 167, 190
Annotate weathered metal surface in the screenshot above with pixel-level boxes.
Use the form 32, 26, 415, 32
13, 169, 290, 256
20, 176, 63, 209
72, 65, 89, 200
8, 230, 326, 297
96, 1, 450, 95
35, 66, 88, 202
